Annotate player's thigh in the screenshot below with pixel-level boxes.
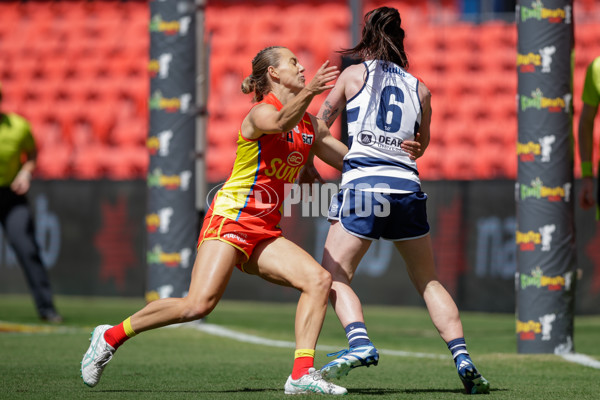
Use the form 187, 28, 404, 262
245, 236, 328, 289
322, 221, 371, 282
393, 234, 438, 294
187, 240, 242, 302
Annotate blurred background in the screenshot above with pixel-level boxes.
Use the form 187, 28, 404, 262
1, 0, 599, 314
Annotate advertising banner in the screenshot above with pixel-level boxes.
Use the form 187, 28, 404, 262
2, 180, 599, 316
0, 181, 147, 296
516, 0, 575, 353
147, 0, 197, 301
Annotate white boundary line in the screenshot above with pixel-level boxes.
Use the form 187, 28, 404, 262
191, 322, 600, 367
191, 322, 446, 359
560, 353, 600, 370
3, 319, 599, 369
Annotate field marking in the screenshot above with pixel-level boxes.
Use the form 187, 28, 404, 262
192, 322, 600, 367
0, 320, 85, 334
191, 322, 446, 359
3, 319, 599, 369
560, 353, 600, 370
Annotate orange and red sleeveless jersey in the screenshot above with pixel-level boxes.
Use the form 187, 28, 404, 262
209, 93, 315, 231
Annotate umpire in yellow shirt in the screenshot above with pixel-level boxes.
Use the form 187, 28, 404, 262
579, 56, 600, 219
0, 83, 62, 322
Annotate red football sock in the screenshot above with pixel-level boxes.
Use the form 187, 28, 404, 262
104, 317, 136, 350
291, 355, 314, 380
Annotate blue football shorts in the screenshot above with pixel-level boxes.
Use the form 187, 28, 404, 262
328, 189, 430, 241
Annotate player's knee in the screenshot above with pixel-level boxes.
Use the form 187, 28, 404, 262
180, 297, 216, 321
310, 267, 333, 294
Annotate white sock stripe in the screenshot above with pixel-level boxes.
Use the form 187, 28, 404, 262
348, 335, 369, 341
453, 349, 469, 358
346, 328, 367, 336
449, 343, 467, 350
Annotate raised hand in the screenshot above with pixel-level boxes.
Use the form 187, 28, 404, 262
305, 60, 339, 95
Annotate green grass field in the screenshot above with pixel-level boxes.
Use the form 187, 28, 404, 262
1, 294, 599, 399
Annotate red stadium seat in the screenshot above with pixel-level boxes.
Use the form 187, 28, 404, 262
412, 24, 445, 51
76, 55, 110, 80
207, 119, 239, 148
477, 21, 516, 50
209, 54, 247, 99
27, 110, 64, 151
71, 143, 107, 179
442, 23, 479, 52
122, 76, 149, 116
104, 145, 149, 180
442, 142, 478, 180
206, 145, 236, 183
446, 71, 482, 99
477, 122, 513, 149
36, 144, 72, 179
0, 0, 154, 180
53, 100, 86, 146
2, 0, 593, 182
479, 41, 516, 75
471, 141, 515, 179
80, 101, 117, 144
245, 4, 283, 45
0, 2, 19, 28
111, 116, 148, 147
417, 142, 445, 181
577, 0, 598, 13
10, 56, 43, 83
444, 119, 477, 146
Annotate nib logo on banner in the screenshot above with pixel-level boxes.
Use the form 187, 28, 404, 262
147, 245, 192, 269
147, 130, 174, 157
149, 91, 192, 113
148, 169, 192, 191
146, 207, 174, 234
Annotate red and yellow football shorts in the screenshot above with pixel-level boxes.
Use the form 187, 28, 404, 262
197, 211, 282, 271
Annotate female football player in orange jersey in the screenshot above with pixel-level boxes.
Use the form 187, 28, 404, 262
81, 46, 349, 395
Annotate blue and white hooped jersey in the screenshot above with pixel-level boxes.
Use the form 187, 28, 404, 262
342, 60, 422, 193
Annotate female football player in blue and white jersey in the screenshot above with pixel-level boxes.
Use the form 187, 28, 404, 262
306, 6, 490, 395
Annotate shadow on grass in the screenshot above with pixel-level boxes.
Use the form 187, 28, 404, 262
96, 387, 508, 395
350, 388, 463, 395
96, 388, 280, 394
349, 387, 508, 395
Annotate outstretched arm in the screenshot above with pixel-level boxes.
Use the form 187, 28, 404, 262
244, 61, 339, 139
317, 64, 365, 127
311, 116, 348, 172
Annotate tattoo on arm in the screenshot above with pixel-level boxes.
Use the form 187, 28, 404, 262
320, 100, 339, 128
